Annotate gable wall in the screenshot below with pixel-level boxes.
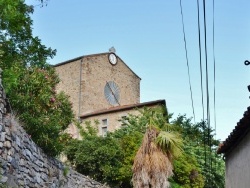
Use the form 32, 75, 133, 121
80, 54, 140, 114
55, 53, 140, 117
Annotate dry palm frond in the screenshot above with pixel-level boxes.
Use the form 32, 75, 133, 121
132, 127, 173, 188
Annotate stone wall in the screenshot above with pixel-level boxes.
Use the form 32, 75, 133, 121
0, 71, 107, 188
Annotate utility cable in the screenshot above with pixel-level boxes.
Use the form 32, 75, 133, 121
197, 0, 205, 123
213, 0, 218, 178
213, 0, 217, 144
196, 0, 207, 178
179, 0, 196, 123
203, 0, 212, 186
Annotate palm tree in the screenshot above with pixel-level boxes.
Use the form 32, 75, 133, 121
132, 107, 183, 188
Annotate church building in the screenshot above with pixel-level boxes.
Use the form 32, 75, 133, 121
54, 49, 166, 137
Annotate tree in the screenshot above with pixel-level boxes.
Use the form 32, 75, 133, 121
0, 0, 74, 156
0, 0, 56, 69
65, 108, 224, 187
172, 115, 225, 188
3, 63, 74, 156
132, 107, 183, 188
65, 121, 124, 187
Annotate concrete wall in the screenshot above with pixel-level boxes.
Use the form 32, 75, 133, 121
0, 71, 107, 188
225, 131, 250, 188
55, 53, 140, 117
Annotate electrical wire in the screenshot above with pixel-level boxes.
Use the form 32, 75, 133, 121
196, 0, 207, 179
213, 0, 218, 177
197, 0, 205, 123
213, 0, 217, 144
203, 0, 212, 186
179, 0, 196, 123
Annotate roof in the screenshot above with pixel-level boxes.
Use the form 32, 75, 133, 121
80, 99, 166, 119
217, 106, 250, 155
53, 52, 141, 80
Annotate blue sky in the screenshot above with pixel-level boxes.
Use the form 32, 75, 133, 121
26, 0, 250, 141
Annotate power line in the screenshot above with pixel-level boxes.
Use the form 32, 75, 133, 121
213, 0, 217, 142
196, 0, 207, 179
202, 0, 212, 186
179, 0, 196, 123
213, 0, 218, 177
197, 0, 205, 123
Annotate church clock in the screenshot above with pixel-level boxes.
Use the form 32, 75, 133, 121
108, 53, 117, 65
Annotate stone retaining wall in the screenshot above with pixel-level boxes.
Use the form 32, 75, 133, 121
0, 70, 107, 188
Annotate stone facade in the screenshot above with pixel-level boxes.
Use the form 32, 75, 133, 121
80, 100, 166, 136
55, 53, 141, 117
83, 108, 141, 136
0, 71, 107, 188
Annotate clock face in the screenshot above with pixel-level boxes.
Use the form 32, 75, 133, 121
104, 81, 120, 105
109, 53, 117, 65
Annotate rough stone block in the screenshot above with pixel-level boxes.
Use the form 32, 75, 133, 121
4, 141, 11, 148
0, 132, 5, 142
0, 176, 8, 183
6, 155, 12, 163
15, 135, 20, 147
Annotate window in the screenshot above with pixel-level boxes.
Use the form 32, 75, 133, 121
120, 115, 128, 126
102, 119, 108, 126
102, 126, 108, 137
101, 119, 108, 137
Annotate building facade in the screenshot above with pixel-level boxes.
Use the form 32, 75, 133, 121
217, 106, 250, 188
54, 51, 165, 137
55, 52, 141, 117
80, 100, 166, 136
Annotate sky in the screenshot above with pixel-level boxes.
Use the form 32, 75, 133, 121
25, 0, 250, 141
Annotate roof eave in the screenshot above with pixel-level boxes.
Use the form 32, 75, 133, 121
80, 99, 166, 119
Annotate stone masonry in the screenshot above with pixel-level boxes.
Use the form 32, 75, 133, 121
55, 52, 141, 138
0, 69, 107, 188
55, 53, 141, 117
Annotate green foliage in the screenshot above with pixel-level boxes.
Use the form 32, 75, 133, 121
0, 184, 9, 188
156, 131, 183, 158
171, 115, 225, 188
63, 166, 70, 177
171, 151, 204, 187
0, 0, 56, 69
65, 109, 224, 187
65, 122, 123, 187
113, 128, 143, 187
2, 63, 74, 156
0, 0, 74, 157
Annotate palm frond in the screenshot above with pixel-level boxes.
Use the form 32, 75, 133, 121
156, 131, 183, 158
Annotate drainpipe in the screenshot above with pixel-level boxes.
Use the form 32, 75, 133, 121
77, 58, 83, 138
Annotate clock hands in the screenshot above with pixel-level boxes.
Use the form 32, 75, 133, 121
106, 81, 120, 106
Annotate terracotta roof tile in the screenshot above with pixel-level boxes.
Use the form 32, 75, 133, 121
217, 106, 250, 155
80, 99, 166, 119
